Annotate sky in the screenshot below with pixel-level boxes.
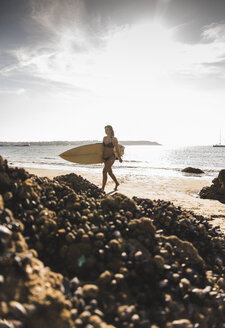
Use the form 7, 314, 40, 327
1, 0, 225, 145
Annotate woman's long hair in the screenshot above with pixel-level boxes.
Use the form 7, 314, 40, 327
105, 125, 114, 137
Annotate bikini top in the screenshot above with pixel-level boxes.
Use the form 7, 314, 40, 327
103, 138, 114, 148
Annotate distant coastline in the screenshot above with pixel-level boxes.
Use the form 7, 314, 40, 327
0, 140, 162, 146
121, 141, 161, 146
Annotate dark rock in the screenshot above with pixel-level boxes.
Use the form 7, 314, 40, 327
0, 172, 12, 193
0, 320, 13, 328
0, 195, 4, 211
8, 301, 27, 319
199, 169, 225, 203
0, 225, 12, 241
182, 167, 204, 174
82, 284, 99, 299
166, 319, 193, 328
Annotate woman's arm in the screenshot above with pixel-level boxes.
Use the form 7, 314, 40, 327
113, 138, 123, 162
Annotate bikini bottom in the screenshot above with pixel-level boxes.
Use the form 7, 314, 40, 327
103, 153, 116, 162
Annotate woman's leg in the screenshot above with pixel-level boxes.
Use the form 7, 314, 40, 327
102, 164, 108, 191
102, 157, 116, 191
108, 167, 119, 190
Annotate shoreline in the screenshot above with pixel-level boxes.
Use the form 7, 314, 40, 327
26, 167, 225, 233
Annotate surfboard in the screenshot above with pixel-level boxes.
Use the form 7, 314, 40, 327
59, 143, 125, 164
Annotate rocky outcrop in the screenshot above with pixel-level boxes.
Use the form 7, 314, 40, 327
0, 155, 225, 327
0, 195, 74, 328
199, 169, 225, 203
182, 167, 204, 174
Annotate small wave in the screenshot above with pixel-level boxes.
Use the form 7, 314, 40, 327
200, 168, 222, 173
6, 155, 222, 180
123, 160, 143, 163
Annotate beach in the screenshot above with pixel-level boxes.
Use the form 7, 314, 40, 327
27, 167, 225, 233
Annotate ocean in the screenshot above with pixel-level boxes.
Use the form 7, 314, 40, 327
0, 144, 224, 180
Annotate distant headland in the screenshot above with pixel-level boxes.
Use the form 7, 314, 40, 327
0, 140, 161, 146
120, 141, 161, 146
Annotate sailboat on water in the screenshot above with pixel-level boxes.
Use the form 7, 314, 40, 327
213, 130, 225, 147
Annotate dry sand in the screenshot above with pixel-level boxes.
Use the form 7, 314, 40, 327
27, 167, 225, 233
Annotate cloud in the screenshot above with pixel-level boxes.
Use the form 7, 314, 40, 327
3, 19, 225, 98
194, 23, 225, 77
0, 51, 20, 72
0, 87, 26, 95
164, 22, 225, 81
0, 1, 96, 95
0, 0, 114, 93
0, 0, 170, 53
202, 22, 225, 42
29, 0, 119, 51
30, 0, 89, 44
2, 0, 225, 99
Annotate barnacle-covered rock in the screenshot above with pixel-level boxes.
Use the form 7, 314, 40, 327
0, 202, 74, 328
0, 155, 225, 328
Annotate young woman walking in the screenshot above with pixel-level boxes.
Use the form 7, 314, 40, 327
102, 125, 123, 192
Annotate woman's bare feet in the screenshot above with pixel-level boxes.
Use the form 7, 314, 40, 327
114, 183, 119, 191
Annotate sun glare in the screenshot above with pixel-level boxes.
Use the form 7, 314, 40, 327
91, 21, 179, 99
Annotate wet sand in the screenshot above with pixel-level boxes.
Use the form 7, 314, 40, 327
27, 167, 225, 233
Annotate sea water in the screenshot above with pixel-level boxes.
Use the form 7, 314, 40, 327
0, 144, 224, 179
